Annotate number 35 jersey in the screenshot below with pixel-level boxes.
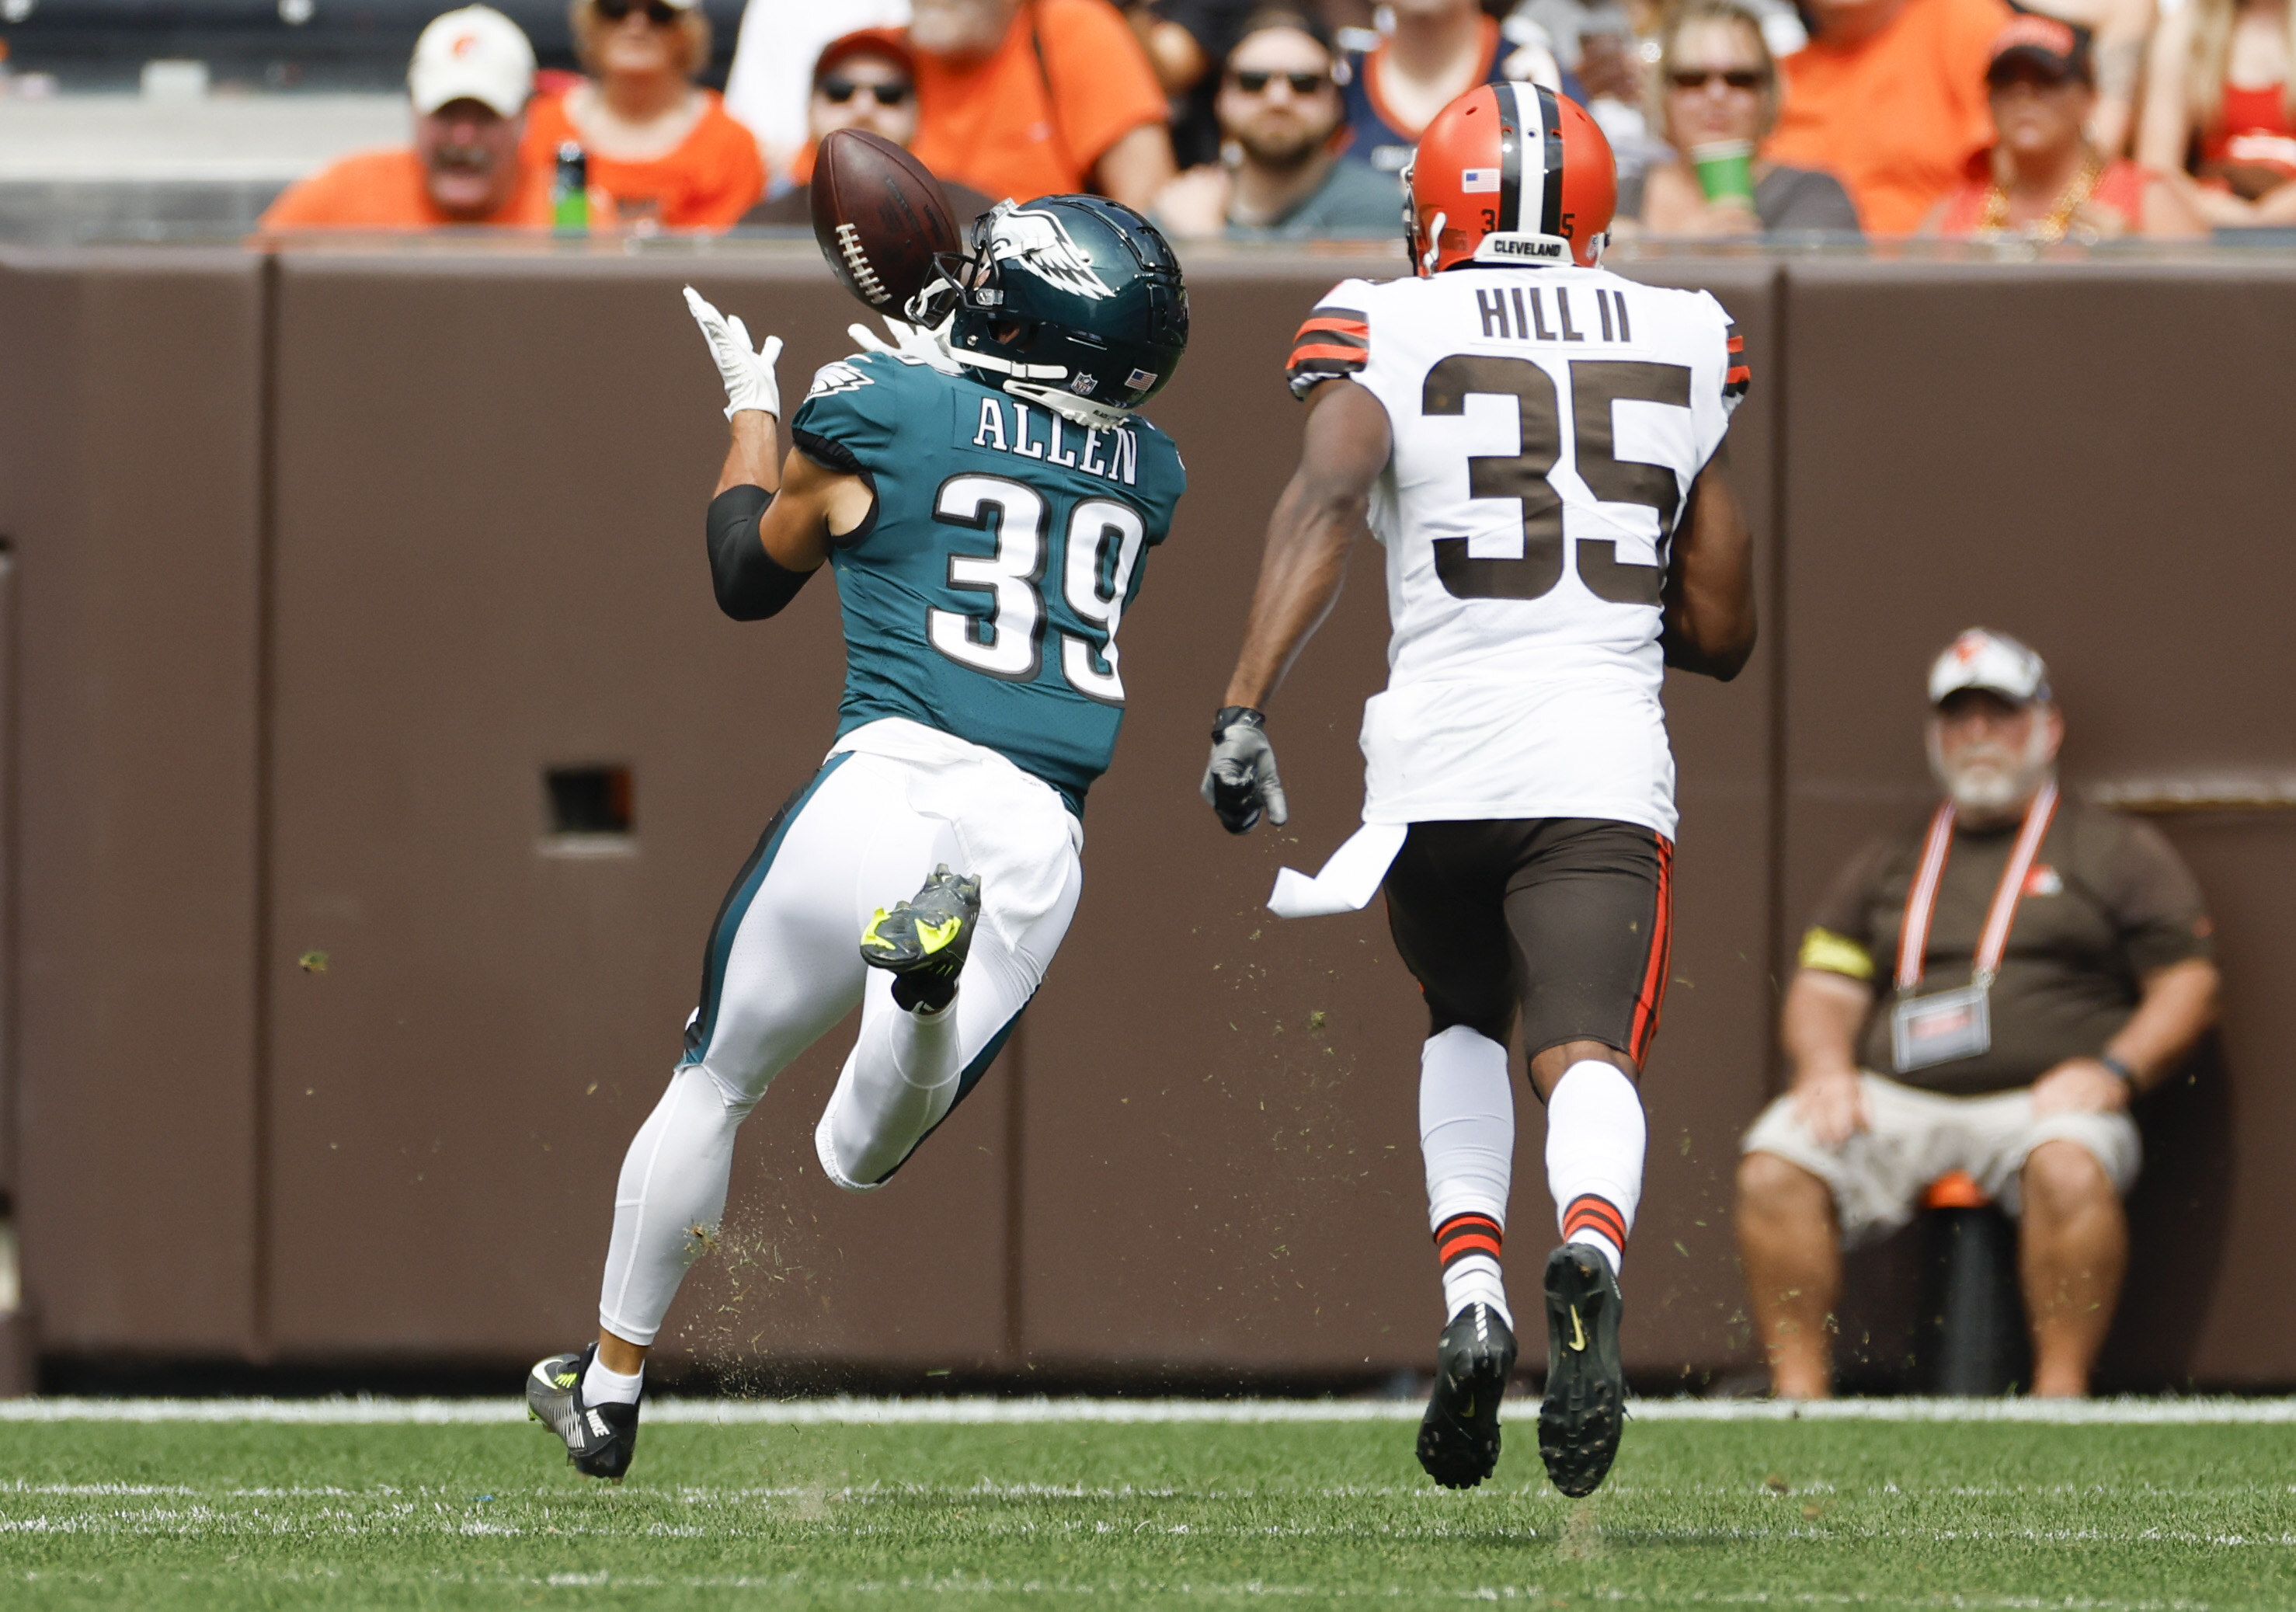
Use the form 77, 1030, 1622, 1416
791, 350, 1187, 816
1288, 267, 1747, 839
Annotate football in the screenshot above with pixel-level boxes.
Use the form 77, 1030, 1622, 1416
809, 128, 962, 315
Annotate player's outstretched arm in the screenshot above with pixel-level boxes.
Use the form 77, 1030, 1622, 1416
1202, 378, 1391, 834
1219, 379, 1391, 710
1660, 456, 1758, 681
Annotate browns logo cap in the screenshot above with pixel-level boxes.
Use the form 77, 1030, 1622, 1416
1985, 15, 2093, 86
1929, 628, 2051, 706
409, 5, 537, 118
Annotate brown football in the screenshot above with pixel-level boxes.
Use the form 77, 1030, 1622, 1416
810, 129, 962, 314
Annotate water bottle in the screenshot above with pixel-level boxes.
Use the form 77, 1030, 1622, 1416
553, 142, 589, 230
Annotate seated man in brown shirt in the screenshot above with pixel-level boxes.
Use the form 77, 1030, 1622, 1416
1737, 628, 2219, 1398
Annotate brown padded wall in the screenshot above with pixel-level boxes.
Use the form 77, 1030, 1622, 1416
0, 251, 264, 1353
10, 248, 2296, 1384
263, 255, 1014, 1364
1014, 261, 1779, 1377
1777, 261, 2296, 1386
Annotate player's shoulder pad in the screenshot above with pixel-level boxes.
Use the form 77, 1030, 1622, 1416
1118, 410, 1189, 515
1672, 288, 1750, 406
1286, 277, 1379, 401
802, 348, 907, 402
792, 350, 909, 456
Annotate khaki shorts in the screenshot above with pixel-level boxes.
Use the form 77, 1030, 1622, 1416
1741, 1073, 2141, 1248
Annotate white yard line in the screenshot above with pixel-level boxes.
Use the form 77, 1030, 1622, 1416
1, 1394, 2294, 1426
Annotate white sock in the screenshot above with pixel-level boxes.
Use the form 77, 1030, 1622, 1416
1544, 1059, 1645, 1276
597, 1065, 749, 1347
582, 1353, 644, 1407
1419, 1025, 1514, 1328
821, 987, 962, 1190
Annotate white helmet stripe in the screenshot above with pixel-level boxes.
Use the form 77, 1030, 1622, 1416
1500, 82, 1541, 239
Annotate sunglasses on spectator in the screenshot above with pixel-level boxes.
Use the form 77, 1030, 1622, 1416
1668, 68, 1765, 89
819, 78, 914, 106
1229, 69, 1330, 94
595, 0, 681, 25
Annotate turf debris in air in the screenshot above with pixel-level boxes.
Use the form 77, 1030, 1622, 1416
2, 1413, 2292, 1608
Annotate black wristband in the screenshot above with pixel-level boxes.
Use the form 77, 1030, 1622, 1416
705, 484, 814, 621
2099, 1053, 2138, 1088
1211, 705, 1265, 740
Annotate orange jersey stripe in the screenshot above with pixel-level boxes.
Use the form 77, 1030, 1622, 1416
1287, 342, 1369, 367
1296, 316, 1369, 339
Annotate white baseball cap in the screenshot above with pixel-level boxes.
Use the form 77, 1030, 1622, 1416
1928, 628, 2051, 706
409, 5, 537, 118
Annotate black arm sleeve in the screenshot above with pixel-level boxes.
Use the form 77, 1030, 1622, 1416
705, 484, 816, 621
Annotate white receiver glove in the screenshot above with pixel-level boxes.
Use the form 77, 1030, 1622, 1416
683, 285, 783, 420
847, 315, 962, 375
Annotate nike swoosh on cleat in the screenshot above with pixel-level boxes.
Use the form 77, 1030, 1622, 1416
1569, 1306, 1587, 1352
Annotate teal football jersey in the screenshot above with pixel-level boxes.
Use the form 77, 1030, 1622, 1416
790, 351, 1188, 813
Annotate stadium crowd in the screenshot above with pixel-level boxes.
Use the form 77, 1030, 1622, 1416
254, 0, 2296, 236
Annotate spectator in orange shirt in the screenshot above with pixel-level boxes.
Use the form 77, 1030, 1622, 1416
908, 0, 1177, 210
522, 0, 765, 229
261, 6, 581, 228
739, 29, 997, 225
1922, 17, 2204, 238
1763, 0, 2014, 233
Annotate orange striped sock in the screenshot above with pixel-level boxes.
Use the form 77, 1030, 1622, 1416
1560, 1193, 1628, 1273
1434, 1211, 1508, 1323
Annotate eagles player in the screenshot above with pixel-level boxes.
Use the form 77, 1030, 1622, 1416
1203, 85, 1755, 1497
528, 197, 1188, 1478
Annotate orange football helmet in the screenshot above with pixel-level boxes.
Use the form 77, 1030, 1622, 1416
1404, 82, 1618, 274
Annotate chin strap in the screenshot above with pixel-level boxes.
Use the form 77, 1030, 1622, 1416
1002, 379, 1134, 430
951, 345, 1071, 383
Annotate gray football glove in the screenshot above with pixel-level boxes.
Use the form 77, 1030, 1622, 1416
1202, 706, 1289, 835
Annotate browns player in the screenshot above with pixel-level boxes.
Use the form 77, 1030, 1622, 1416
1203, 85, 1755, 1497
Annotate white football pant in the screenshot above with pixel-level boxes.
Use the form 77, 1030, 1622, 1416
596, 725, 1081, 1347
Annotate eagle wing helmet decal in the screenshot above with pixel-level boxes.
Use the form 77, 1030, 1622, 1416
984, 202, 1117, 301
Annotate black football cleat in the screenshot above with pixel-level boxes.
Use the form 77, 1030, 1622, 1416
1416, 1300, 1518, 1489
1538, 1243, 1626, 1498
527, 1342, 641, 1481
860, 863, 983, 1011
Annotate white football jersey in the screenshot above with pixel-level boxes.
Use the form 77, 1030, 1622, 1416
1285, 266, 1747, 838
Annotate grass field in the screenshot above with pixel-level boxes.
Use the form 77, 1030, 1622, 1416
3, 1400, 2293, 1609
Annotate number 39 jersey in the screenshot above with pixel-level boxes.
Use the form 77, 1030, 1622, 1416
791, 350, 1187, 816
1288, 266, 1747, 838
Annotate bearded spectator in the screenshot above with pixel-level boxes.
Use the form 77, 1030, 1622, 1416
521, 0, 764, 228
907, 0, 1177, 211
1735, 631, 2220, 1400
260, 7, 601, 228
1152, 10, 1403, 238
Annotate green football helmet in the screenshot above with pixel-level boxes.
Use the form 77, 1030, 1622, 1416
928, 196, 1189, 416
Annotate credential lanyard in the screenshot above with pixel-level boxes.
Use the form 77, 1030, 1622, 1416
1894, 781, 2058, 993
